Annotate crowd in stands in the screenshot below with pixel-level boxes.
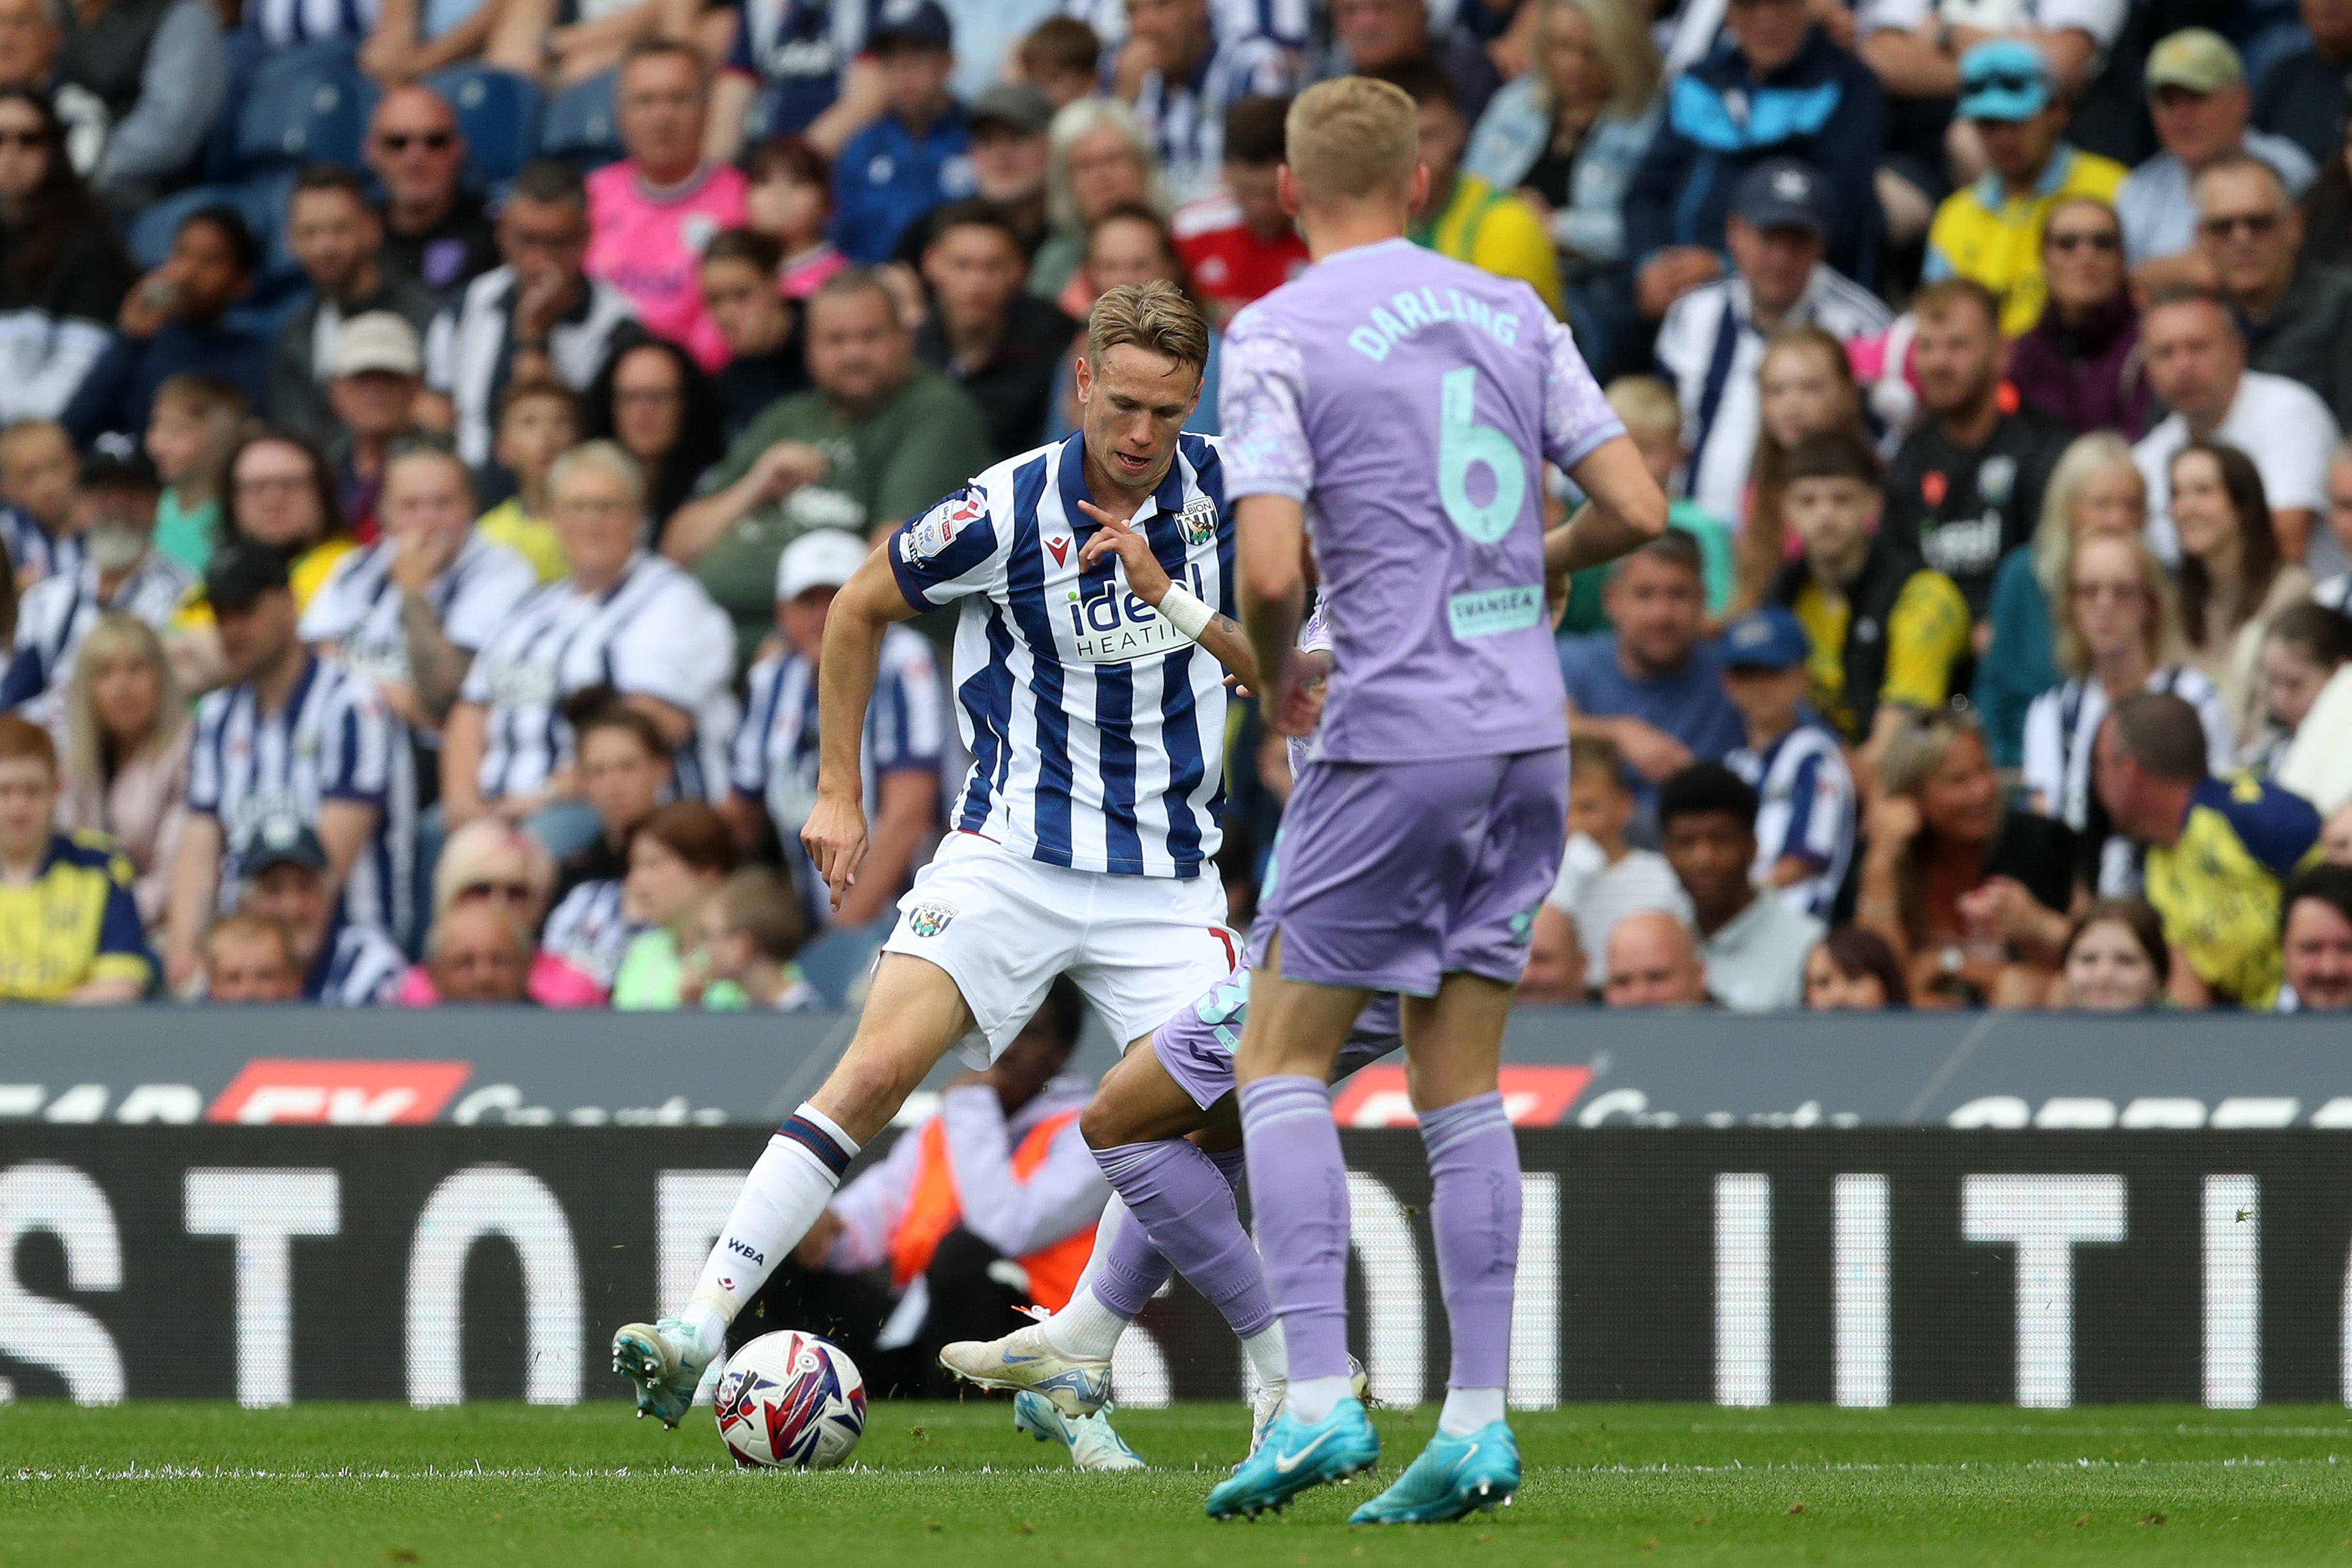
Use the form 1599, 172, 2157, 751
3, 0, 2352, 1025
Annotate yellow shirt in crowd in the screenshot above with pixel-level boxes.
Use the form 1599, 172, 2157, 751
1923, 143, 2128, 337
1410, 173, 1565, 321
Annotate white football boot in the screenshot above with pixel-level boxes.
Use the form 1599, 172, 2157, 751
1014, 1391, 1147, 1471
611, 1316, 719, 1428
937, 1312, 1112, 1418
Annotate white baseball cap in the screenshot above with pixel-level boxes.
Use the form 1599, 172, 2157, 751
775, 528, 871, 603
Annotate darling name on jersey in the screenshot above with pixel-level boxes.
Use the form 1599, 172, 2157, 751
1346, 286, 1523, 363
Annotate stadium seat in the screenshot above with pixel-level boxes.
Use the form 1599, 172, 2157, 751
236, 40, 378, 175
538, 69, 622, 170
424, 65, 541, 189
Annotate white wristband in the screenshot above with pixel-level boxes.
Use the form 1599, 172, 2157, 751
1158, 584, 1213, 641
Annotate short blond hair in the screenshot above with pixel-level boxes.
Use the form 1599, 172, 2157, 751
1605, 374, 1681, 438
1087, 279, 1210, 374
1284, 76, 1416, 203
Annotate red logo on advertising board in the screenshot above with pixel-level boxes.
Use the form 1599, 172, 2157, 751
1328, 1065, 1595, 1128
205, 1061, 472, 1124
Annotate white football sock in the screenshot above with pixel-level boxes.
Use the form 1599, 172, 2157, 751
1241, 1320, 1287, 1389
1041, 1282, 1128, 1361
1286, 1374, 1353, 1425
1438, 1387, 1505, 1438
688, 1105, 860, 1343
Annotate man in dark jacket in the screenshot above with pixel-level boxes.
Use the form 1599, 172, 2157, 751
62, 205, 267, 446
271, 164, 444, 447
1625, 0, 1886, 319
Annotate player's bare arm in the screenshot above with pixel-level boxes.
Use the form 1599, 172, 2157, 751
1233, 493, 1309, 733
801, 543, 912, 910
1544, 434, 1671, 579
1076, 499, 1264, 691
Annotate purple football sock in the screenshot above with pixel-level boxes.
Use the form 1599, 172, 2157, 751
1420, 1091, 1520, 1391
1239, 1075, 1353, 1383
1083, 1198, 1175, 1321
1096, 1138, 1275, 1337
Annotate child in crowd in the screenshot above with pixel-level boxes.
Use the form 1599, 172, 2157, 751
1016, 16, 1102, 109
143, 374, 248, 575
1721, 607, 1856, 921
2242, 602, 2352, 777
686, 867, 818, 1012
1531, 736, 1692, 995
744, 138, 845, 300
0, 419, 78, 587
475, 378, 577, 582
1555, 376, 1734, 633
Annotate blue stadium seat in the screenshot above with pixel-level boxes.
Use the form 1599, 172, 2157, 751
235, 40, 378, 175
538, 69, 622, 170
424, 65, 541, 188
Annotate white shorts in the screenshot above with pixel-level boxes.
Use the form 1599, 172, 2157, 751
881, 832, 1240, 1064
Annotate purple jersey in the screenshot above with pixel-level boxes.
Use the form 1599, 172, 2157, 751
1220, 239, 1623, 762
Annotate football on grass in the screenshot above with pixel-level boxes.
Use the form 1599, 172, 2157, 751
712, 1330, 867, 1469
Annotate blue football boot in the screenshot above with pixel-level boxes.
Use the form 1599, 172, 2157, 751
1203, 1396, 1380, 1519
1348, 1422, 1520, 1524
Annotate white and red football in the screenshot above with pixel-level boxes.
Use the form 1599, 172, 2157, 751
712, 1330, 867, 1470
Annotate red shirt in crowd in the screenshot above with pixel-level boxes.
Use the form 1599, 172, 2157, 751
1171, 190, 1308, 318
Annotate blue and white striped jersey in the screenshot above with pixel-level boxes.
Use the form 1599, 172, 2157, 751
0, 505, 79, 585
303, 920, 408, 1006
244, 0, 376, 46
1725, 721, 1855, 922
1132, 34, 1297, 205
1, 552, 193, 713
188, 654, 417, 940
299, 530, 538, 736
457, 551, 737, 802
543, 878, 631, 989
889, 432, 1232, 879
732, 624, 947, 925
1067, 0, 1309, 51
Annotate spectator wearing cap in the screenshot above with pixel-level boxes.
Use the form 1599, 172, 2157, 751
1115, 0, 1295, 207
890, 79, 1055, 266
271, 165, 445, 449
62, 205, 267, 449
1318, 0, 1500, 127
0, 712, 153, 1003
1654, 159, 1892, 528
2257, 0, 2352, 168
422, 160, 641, 470
221, 813, 406, 1006
1, 443, 190, 716
1922, 41, 2125, 339
367, 85, 500, 303
1720, 607, 1855, 922
2118, 29, 2317, 297
1625, 0, 1885, 316
323, 313, 437, 543
1659, 761, 1826, 1011
586, 40, 751, 376
914, 200, 1078, 462
1374, 58, 1563, 319
832, 2, 978, 265
1172, 95, 1308, 327
2193, 153, 2352, 433
725, 527, 944, 927
706, 0, 891, 167
2278, 864, 2352, 1011
164, 541, 415, 992
2006, 196, 2150, 438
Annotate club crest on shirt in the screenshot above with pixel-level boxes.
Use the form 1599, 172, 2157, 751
907, 901, 956, 938
680, 213, 720, 256
1177, 495, 1218, 547
1978, 455, 2016, 506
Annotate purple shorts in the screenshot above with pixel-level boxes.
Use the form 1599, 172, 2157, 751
1253, 749, 1568, 995
1151, 979, 1402, 1111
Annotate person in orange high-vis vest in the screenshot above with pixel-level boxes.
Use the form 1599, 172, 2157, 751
724, 978, 1109, 1396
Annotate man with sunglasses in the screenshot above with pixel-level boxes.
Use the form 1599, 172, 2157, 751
1923, 40, 2123, 339
2194, 153, 2352, 441
368, 85, 498, 303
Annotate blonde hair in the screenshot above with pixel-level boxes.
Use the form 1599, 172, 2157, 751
1537, 0, 1661, 119
1046, 97, 1166, 235
2030, 431, 2142, 603
1604, 374, 1680, 437
1878, 708, 1997, 942
432, 817, 556, 919
547, 438, 646, 511
1087, 279, 1211, 375
64, 612, 183, 791
2053, 529, 2175, 678
1284, 76, 1417, 204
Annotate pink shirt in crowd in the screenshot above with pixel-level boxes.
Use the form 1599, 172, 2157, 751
585, 161, 749, 372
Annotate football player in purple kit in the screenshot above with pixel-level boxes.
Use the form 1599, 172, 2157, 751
1207, 76, 1668, 1522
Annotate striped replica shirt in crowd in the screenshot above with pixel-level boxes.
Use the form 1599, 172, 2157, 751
458, 551, 738, 802
424, 265, 640, 466
732, 623, 946, 924
187, 654, 417, 939
1067, 0, 1308, 51
305, 920, 408, 1006
0, 507, 79, 586
889, 432, 1232, 878
1, 551, 193, 712
1133, 34, 1297, 205
1725, 721, 1856, 921
244, 0, 376, 46
299, 532, 539, 723
543, 878, 631, 989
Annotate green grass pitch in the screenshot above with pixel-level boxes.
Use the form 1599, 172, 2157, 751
5, 1401, 2351, 1566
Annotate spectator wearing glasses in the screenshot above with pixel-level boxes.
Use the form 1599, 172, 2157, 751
367, 85, 499, 303
2193, 153, 2352, 434
397, 816, 603, 1006
0, 86, 129, 425
1922, 40, 2124, 339
587, 40, 751, 375
579, 336, 727, 549
1029, 97, 1164, 308
2278, 864, 2352, 1012
2008, 196, 2149, 438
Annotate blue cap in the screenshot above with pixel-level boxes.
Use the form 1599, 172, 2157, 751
871, 0, 951, 50
1730, 157, 1826, 237
1721, 607, 1810, 671
1958, 38, 2053, 122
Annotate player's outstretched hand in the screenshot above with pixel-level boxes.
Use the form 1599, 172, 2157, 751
1074, 500, 1173, 603
800, 794, 870, 913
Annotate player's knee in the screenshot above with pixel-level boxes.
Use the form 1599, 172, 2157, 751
1079, 1095, 1127, 1151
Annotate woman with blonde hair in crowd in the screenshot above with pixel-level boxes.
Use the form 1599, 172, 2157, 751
1731, 325, 1865, 616
1031, 97, 1166, 309
1973, 432, 2147, 768
2169, 440, 2313, 740
2054, 899, 2171, 1010
397, 817, 604, 1007
2020, 530, 2231, 896
53, 612, 187, 933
